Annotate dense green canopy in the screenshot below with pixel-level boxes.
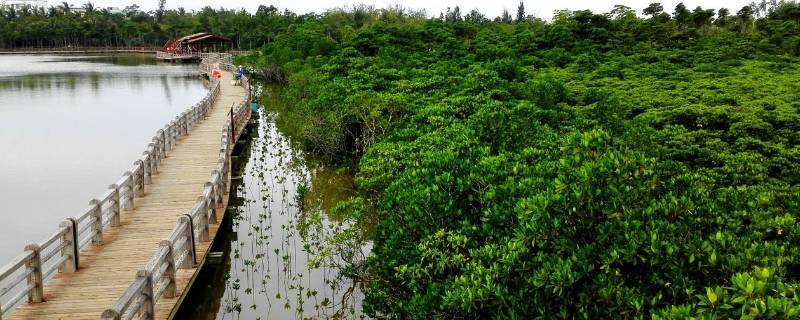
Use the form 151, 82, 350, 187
240, 2, 800, 319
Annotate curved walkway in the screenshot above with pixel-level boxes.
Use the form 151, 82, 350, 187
8, 71, 246, 320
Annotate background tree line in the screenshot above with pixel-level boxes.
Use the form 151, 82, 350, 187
0, 2, 308, 48
0, 1, 797, 49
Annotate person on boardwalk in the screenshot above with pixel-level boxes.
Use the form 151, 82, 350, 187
211, 67, 222, 80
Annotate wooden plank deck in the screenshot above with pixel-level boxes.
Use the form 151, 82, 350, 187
8, 71, 247, 320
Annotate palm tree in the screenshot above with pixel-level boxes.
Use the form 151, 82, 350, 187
59, 1, 71, 14
83, 2, 95, 14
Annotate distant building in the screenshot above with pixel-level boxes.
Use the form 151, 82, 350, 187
0, 0, 47, 10
103, 6, 122, 14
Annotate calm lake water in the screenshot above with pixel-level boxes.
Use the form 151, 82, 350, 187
0, 54, 206, 263
177, 103, 368, 319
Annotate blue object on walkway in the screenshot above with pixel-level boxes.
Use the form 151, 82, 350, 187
251, 101, 258, 112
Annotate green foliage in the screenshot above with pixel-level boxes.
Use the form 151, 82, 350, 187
242, 3, 800, 317
239, 3, 800, 318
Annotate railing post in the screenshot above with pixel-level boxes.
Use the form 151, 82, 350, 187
122, 172, 134, 210
148, 143, 158, 172
217, 158, 228, 197
203, 182, 219, 221
59, 219, 78, 272
109, 184, 121, 227
161, 126, 170, 152
151, 137, 161, 163
142, 152, 152, 185
90, 199, 103, 245
174, 116, 183, 136
133, 160, 145, 197
198, 199, 210, 242
159, 241, 177, 298
138, 270, 155, 320
101, 310, 121, 320
180, 215, 197, 268
24, 244, 44, 303
159, 129, 167, 154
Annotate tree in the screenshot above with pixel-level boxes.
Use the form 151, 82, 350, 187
516, 1, 525, 22
737, 5, 755, 32
156, 0, 166, 22
464, 9, 488, 24
501, 9, 513, 23
83, 2, 95, 14
673, 3, 691, 30
643, 3, 664, 18
716, 8, 731, 27
445, 6, 462, 22
609, 5, 634, 20
59, 1, 71, 14
691, 6, 716, 28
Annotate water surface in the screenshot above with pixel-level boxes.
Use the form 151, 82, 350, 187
177, 105, 368, 319
0, 54, 206, 262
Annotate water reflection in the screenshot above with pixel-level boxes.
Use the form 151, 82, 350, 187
0, 54, 206, 262
179, 108, 367, 319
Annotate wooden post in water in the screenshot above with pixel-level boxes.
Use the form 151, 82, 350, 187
24, 244, 44, 303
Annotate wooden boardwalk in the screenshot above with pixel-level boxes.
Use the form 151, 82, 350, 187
1, 57, 250, 320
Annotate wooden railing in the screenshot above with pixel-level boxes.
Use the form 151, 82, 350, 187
0, 47, 159, 54
100, 54, 251, 320
0, 62, 222, 320
157, 51, 248, 61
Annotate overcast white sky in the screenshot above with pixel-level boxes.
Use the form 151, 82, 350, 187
60, 0, 755, 19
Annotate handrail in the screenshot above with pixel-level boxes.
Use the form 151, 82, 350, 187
102, 53, 251, 320
0, 47, 160, 54
0, 56, 224, 320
